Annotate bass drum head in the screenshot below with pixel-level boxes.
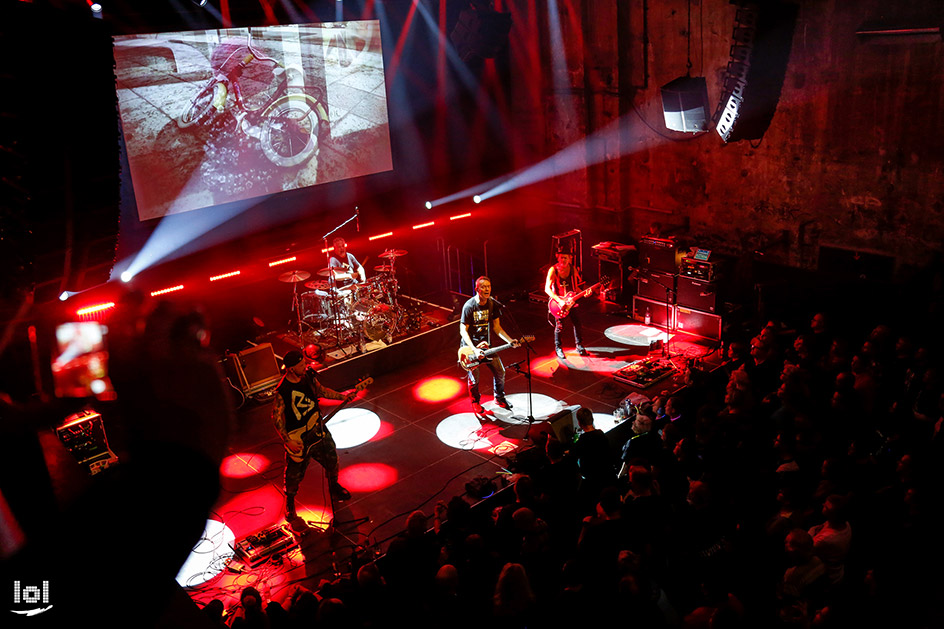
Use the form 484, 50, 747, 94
360, 302, 394, 341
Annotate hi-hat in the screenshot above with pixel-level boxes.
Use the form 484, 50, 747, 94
374, 265, 395, 273
379, 249, 408, 259
279, 270, 310, 283
305, 279, 329, 290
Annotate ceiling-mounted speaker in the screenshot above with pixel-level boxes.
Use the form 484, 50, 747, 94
661, 76, 710, 133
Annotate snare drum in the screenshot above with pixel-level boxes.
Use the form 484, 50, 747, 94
301, 290, 334, 321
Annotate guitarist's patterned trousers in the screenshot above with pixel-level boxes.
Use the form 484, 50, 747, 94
284, 432, 341, 501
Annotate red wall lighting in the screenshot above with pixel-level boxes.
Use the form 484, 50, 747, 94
76, 302, 115, 317
209, 270, 241, 281
450, 212, 472, 221
412, 221, 435, 230
268, 256, 297, 267
150, 285, 184, 297
368, 232, 394, 241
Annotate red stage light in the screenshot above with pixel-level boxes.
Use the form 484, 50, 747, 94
450, 212, 472, 220
321, 247, 336, 254
209, 270, 241, 281
368, 231, 393, 241
412, 221, 435, 230
150, 285, 184, 297
413, 376, 464, 403
338, 463, 398, 492
220, 453, 271, 478
268, 256, 297, 267
76, 302, 115, 317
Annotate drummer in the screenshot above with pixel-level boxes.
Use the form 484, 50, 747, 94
328, 237, 366, 288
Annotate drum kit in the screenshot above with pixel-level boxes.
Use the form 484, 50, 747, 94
280, 248, 412, 351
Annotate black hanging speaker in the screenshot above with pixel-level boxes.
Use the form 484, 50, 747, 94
661, 76, 710, 133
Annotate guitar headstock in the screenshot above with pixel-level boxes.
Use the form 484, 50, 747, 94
354, 376, 373, 391
520, 335, 536, 343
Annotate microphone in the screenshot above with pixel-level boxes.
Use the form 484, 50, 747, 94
355, 206, 360, 232
491, 297, 505, 307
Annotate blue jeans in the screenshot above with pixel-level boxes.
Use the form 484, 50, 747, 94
467, 356, 506, 403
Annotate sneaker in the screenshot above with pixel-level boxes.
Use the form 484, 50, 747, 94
576, 345, 589, 356
555, 347, 566, 360
495, 397, 513, 410
472, 401, 485, 414
330, 483, 352, 502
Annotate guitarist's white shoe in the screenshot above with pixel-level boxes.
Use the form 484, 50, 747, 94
495, 397, 513, 410
576, 345, 589, 356
555, 347, 566, 360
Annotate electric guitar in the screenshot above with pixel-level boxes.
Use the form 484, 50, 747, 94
458, 336, 534, 371
548, 276, 610, 319
286, 376, 373, 462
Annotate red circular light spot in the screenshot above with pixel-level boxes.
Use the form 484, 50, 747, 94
414, 376, 463, 402
338, 463, 398, 492
220, 453, 270, 478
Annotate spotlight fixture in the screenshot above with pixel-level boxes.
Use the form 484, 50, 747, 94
120, 271, 133, 283
59, 291, 70, 302
473, 195, 482, 204
191, 0, 208, 6
425, 201, 432, 209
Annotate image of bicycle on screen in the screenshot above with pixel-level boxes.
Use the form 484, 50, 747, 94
177, 30, 330, 169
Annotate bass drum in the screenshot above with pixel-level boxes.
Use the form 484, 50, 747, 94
352, 299, 394, 341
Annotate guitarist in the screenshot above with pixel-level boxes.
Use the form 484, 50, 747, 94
460, 276, 518, 414
273, 350, 355, 520
545, 246, 588, 360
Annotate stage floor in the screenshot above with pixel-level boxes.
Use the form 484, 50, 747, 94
181, 297, 722, 609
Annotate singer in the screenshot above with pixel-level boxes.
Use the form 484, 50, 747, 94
459, 276, 517, 414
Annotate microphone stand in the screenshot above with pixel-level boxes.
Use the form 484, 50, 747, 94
641, 272, 676, 360
507, 339, 536, 441
321, 214, 359, 354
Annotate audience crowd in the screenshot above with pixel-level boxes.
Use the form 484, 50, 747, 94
210, 308, 944, 628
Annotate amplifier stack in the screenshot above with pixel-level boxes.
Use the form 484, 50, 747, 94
632, 243, 722, 341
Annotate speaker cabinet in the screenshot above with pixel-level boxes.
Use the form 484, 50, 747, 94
638, 237, 678, 273
637, 271, 677, 303
661, 76, 710, 133
676, 307, 722, 341
633, 296, 676, 330
677, 276, 717, 313
225, 343, 282, 393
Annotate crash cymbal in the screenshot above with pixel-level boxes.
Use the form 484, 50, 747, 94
379, 249, 408, 259
305, 279, 329, 290
373, 265, 395, 273
279, 270, 310, 283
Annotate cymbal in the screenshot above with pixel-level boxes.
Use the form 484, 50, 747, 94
316, 267, 354, 280
279, 270, 310, 283
305, 279, 329, 290
379, 249, 408, 259
374, 265, 394, 273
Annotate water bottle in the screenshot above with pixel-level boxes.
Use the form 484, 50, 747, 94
644, 306, 651, 326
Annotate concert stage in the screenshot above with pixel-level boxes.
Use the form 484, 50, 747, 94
180, 296, 722, 608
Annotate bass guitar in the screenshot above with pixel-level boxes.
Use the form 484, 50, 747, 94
548, 276, 610, 319
458, 336, 534, 371
287, 376, 373, 462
